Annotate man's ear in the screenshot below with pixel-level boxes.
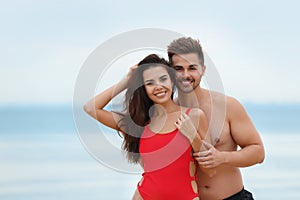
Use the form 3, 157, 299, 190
201, 65, 206, 75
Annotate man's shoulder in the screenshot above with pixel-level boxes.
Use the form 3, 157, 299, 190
225, 95, 243, 109
207, 90, 225, 100
205, 90, 246, 116
205, 89, 230, 106
206, 90, 241, 107
224, 95, 248, 120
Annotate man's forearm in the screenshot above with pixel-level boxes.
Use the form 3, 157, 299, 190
223, 144, 265, 167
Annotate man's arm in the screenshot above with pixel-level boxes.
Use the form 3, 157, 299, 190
194, 96, 265, 168
223, 96, 265, 167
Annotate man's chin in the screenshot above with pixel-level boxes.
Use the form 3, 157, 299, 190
177, 86, 194, 94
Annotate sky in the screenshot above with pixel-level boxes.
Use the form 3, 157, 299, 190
1, 0, 300, 104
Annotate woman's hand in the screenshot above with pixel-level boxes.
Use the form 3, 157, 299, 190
117, 64, 139, 90
174, 113, 198, 143
126, 64, 138, 80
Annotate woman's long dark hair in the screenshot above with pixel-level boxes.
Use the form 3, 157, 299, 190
119, 54, 176, 163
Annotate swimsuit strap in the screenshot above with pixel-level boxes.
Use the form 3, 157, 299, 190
185, 108, 192, 115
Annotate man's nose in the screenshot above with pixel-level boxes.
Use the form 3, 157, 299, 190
182, 70, 191, 79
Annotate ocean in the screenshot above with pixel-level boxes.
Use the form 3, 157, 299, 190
0, 103, 300, 199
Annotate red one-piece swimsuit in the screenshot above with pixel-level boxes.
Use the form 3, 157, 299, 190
138, 108, 199, 200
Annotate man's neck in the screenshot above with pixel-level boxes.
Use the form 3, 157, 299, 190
177, 85, 205, 107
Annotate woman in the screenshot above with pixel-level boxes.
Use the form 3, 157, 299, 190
84, 54, 212, 200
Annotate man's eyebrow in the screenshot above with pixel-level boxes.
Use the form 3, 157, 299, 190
189, 64, 200, 67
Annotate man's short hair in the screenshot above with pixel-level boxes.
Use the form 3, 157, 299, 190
167, 37, 204, 66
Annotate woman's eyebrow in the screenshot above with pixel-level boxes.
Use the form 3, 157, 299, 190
144, 74, 168, 83
160, 74, 168, 78
144, 79, 153, 83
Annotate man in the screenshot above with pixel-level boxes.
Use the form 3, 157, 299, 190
167, 37, 265, 200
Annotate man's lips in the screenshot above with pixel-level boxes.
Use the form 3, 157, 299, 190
179, 79, 193, 86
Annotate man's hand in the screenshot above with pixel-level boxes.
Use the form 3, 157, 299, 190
193, 140, 226, 168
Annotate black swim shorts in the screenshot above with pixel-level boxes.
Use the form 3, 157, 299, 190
223, 187, 254, 200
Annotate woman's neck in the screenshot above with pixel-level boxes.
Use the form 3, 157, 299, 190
152, 101, 181, 117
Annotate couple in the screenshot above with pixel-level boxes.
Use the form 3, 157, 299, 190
84, 37, 265, 200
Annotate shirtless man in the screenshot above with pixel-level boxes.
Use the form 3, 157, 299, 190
167, 37, 265, 200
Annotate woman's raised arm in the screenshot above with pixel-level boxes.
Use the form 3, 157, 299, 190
83, 65, 137, 132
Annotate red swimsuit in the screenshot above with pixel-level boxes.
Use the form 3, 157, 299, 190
138, 109, 199, 200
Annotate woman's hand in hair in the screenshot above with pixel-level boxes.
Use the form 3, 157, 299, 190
117, 64, 139, 90
126, 64, 138, 80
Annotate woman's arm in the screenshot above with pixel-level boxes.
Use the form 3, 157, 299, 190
174, 109, 206, 152
175, 108, 216, 177
194, 110, 216, 177
83, 65, 137, 132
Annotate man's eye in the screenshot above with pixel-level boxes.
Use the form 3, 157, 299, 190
174, 67, 183, 71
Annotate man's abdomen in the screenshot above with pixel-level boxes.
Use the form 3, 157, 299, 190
198, 166, 243, 200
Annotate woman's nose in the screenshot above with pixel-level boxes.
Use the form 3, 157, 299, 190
153, 81, 164, 89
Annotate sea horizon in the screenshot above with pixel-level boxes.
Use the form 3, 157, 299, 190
1, 102, 300, 199
1, 101, 299, 134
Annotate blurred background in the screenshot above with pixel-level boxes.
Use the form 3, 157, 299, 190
1, 0, 300, 199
